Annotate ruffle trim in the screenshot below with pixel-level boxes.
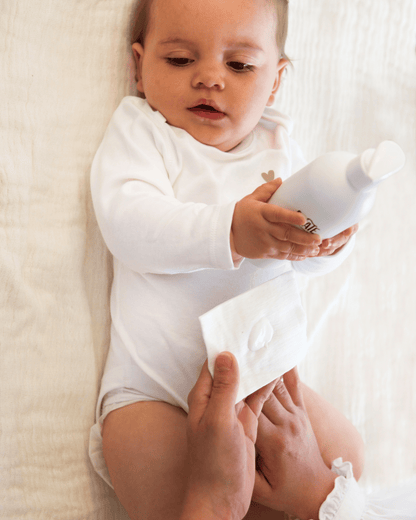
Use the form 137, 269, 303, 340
285, 459, 416, 520
319, 458, 366, 520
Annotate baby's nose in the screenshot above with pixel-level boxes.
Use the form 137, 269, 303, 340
192, 63, 225, 90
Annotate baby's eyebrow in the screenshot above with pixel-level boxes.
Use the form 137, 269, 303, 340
159, 37, 194, 47
158, 37, 264, 53
228, 41, 264, 53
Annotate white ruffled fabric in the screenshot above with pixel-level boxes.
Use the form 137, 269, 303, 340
319, 458, 366, 520
285, 458, 416, 520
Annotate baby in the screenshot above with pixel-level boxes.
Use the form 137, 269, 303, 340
89, 0, 363, 518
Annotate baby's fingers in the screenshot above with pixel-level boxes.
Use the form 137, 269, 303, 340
267, 226, 321, 252
262, 203, 306, 228
250, 178, 283, 203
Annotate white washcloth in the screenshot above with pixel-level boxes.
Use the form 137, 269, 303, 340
199, 270, 308, 403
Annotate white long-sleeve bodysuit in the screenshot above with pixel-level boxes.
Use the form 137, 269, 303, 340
88, 96, 356, 488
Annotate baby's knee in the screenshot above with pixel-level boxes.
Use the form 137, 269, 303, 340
300, 383, 365, 480
345, 425, 365, 481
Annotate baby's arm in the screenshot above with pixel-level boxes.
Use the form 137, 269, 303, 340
91, 100, 237, 275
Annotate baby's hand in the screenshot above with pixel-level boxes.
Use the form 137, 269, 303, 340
231, 179, 322, 261
315, 224, 359, 257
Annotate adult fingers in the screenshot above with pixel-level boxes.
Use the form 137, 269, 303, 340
272, 377, 298, 412
282, 367, 305, 410
206, 352, 240, 418
260, 377, 297, 425
255, 409, 279, 453
237, 402, 258, 445
245, 379, 278, 418
253, 468, 273, 505
187, 359, 213, 425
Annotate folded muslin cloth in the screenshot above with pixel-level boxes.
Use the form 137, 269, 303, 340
199, 270, 308, 403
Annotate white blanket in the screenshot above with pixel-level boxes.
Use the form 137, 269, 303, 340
1, 0, 415, 517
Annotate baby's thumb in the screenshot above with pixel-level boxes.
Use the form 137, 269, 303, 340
250, 178, 282, 203
209, 352, 239, 411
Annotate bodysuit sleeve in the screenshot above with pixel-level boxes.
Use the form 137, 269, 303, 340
90, 98, 236, 274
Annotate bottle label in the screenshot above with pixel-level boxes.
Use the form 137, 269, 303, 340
297, 211, 320, 234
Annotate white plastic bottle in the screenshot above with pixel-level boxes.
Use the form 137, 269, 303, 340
250, 141, 405, 268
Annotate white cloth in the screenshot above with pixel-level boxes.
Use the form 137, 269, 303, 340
200, 270, 309, 403
2, 2, 416, 519
89, 96, 355, 483
320, 458, 416, 520
283, 458, 416, 520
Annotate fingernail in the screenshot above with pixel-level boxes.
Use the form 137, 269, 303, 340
216, 353, 233, 372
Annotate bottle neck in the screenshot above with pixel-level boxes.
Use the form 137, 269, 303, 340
346, 155, 375, 191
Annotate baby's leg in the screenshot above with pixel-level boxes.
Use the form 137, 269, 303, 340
102, 401, 189, 519
102, 386, 364, 520
102, 400, 285, 520
301, 382, 365, 480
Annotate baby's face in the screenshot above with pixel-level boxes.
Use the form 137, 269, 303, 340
133, 0, 287, 152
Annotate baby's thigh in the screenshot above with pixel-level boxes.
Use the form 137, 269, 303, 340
102, 400, 285, 520
301, 383, 365, 480
102, 401, 189, 520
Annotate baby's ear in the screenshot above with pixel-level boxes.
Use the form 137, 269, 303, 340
132, 43, 145, 95
266, 58, 288, 107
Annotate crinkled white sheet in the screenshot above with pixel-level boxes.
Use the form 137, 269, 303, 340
0, 0, 415, 518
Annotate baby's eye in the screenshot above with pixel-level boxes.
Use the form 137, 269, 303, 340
166, 57, 193, 67
228, 61, 255, 72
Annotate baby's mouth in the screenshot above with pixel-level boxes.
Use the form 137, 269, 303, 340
188, 103, 226, 120
189, 104, 223, 114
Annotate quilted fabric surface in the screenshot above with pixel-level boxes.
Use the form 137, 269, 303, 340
0, 0, 415, 518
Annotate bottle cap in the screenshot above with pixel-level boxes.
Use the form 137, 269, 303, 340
347, 141, 405, 190
367, 141, 406, 182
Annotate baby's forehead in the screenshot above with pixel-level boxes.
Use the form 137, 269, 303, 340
147, 0, 278, 49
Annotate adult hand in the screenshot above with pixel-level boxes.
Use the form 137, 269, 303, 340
181, 352, 276, 520
252, 368, 337, 520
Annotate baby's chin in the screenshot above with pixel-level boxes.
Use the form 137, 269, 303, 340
184, 127, 250, 153
140, 95, 254, 152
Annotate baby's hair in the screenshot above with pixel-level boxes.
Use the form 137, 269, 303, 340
130, 0, 290, 61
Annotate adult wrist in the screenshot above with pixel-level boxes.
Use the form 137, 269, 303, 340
318, 458, 366, 520
295, 467, 337, 520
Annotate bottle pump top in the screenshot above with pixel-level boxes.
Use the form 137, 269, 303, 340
347, 141, 406, 191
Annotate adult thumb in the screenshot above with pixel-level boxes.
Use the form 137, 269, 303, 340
250, 178, 282, 203
209, 352, 240, 411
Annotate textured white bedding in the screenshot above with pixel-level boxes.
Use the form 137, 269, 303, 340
0, 0, 415, 518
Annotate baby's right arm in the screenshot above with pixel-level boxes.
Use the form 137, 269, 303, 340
231, 178, 322, 262
90, 99, 237, 275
